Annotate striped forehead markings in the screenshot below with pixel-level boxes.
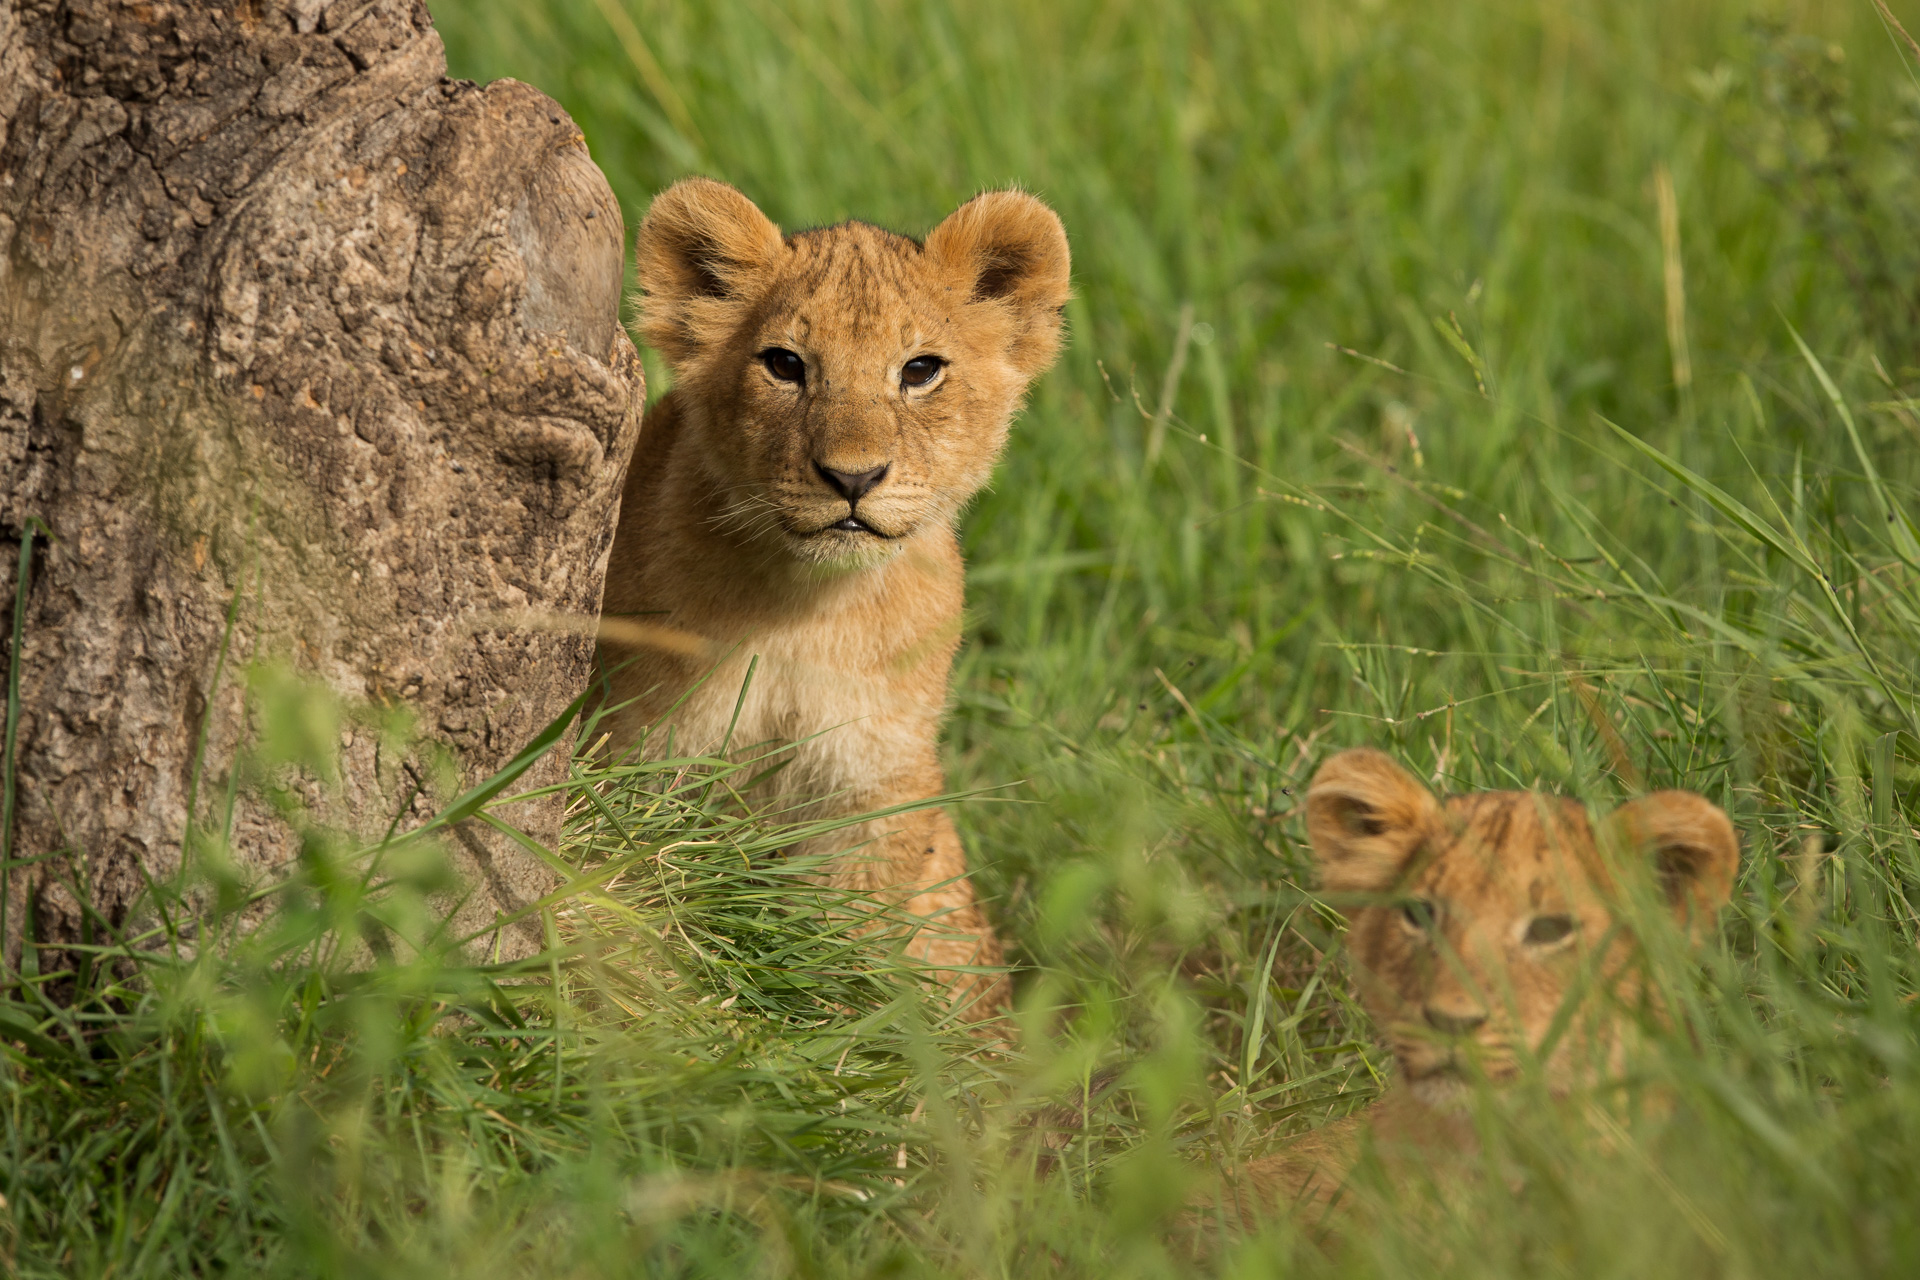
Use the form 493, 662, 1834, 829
1419, 793, 1597, 903
778, 261, 936, 378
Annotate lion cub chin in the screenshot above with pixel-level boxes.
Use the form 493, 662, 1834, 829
595, 178, 1072, 1016
1209, 748, 1740, 1223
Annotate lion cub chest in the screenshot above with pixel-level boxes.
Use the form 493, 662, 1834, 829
655, 619, 946, 802
613, 535, 963, 806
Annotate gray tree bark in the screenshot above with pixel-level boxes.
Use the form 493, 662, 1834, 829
0, 1, 642, 970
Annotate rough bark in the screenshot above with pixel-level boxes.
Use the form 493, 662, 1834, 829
0, 1, 643, 968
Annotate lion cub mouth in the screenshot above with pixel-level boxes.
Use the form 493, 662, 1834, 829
803, 513, 901, 540
822, 515, 890, 536
782, 510, 911, 566
1404, 1044, 1521, 1086
1405, 1058, 1519, 1108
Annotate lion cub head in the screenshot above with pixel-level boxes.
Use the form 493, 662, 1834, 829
1306, 749, 1739, 1106
633, 178, 1071, 570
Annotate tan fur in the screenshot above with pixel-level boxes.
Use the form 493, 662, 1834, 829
595, 178, 1072, 1014
1215, 748, 1740, 1221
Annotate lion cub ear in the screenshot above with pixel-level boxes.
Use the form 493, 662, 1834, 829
1603, 792, 1739, 936
924, 190, 1072, 377
634, 177, 785, 367
1306, 749, 1442, 895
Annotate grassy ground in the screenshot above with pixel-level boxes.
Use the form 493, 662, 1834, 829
8, 0, 1920, 1274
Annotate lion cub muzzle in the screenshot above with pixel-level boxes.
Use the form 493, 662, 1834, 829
812, 461, 891, 534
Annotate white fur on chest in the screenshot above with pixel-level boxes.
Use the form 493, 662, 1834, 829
649, 628, 933, 804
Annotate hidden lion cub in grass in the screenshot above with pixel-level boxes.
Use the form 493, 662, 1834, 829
596, 178, 1071, 1014
1206, 748, 1739, 1224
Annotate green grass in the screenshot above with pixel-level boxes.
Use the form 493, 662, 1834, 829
8, 0, 1920, 1273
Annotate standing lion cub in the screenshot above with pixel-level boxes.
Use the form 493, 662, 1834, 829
595, 178, 1072, 1013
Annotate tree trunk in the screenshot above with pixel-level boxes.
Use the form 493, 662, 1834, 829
0, 1, 643, 970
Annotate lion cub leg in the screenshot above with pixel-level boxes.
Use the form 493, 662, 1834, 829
892, 806, 1008, 1016
806, 798, 1007, 1017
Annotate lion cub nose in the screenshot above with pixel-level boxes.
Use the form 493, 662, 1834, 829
1422, 1003, 1488, 1036
815, 462, 889, 502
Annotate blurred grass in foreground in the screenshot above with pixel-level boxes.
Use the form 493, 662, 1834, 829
6, 0, 1920, 1274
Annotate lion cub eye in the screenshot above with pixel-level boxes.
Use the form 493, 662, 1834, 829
1524, 914, 1577, 946
900, 355, 945, 389
1399, 898, 1440, 933
760, 348, 806, 385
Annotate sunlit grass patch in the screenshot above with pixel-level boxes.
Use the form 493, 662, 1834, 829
0, 703, 1010, 1275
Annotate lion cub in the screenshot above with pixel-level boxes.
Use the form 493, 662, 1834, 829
1209, 748, 1740, 1222
595, 178, 1071, 1013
